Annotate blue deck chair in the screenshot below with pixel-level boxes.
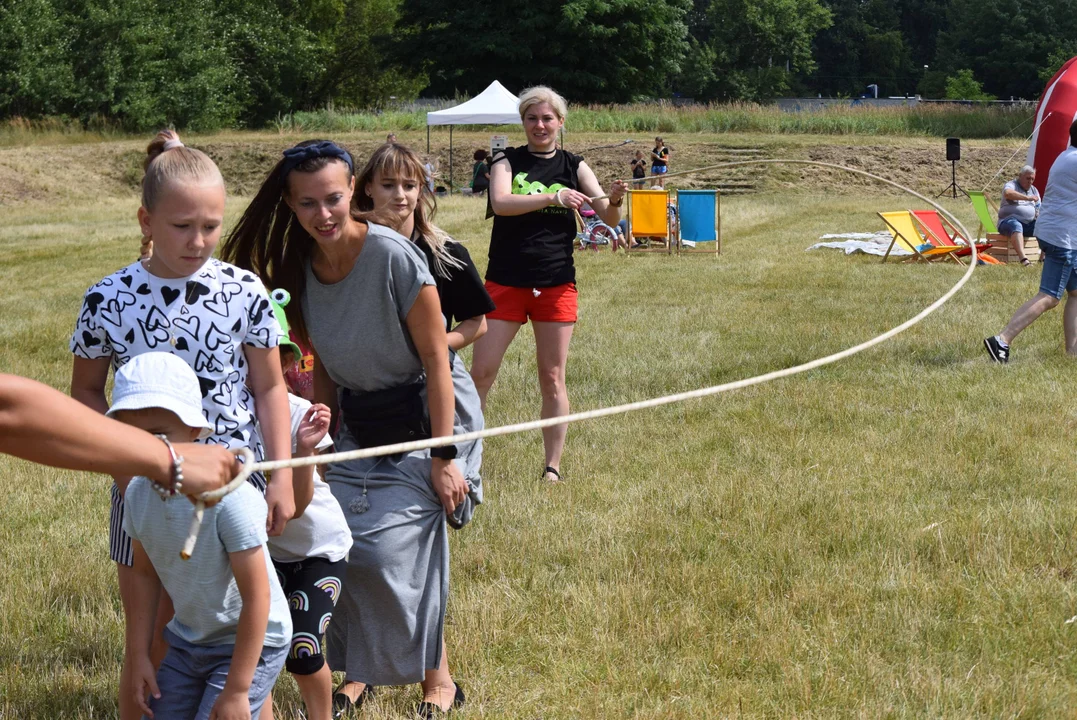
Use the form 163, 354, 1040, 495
676, 190, 721, 255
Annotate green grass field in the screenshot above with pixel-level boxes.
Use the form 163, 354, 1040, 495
3, 135, 1077, 718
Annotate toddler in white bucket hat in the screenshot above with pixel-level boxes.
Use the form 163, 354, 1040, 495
107, 352, 292, 720
106, 353, 213, 439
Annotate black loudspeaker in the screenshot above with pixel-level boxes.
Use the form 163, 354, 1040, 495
946, 137, 961, 161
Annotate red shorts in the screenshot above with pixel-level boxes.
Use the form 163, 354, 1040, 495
485, 280, 578, 323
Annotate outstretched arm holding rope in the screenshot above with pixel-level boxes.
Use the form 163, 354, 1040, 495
0, 373, 236, 494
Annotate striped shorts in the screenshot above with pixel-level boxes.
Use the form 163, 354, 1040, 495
108, 470, 267, 567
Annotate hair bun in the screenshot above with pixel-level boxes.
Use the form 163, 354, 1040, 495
144, 129, 183, 170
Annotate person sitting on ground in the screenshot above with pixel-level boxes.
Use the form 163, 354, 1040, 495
998, 165, 1041, 266
616, 218, 629, 250
985, 120, 1077, 363
471, 149, 490, 196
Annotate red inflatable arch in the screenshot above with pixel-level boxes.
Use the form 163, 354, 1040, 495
1028, 56, 1077, 196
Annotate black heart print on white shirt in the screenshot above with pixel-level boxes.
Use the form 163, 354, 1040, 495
84, 292, 105, 315
100, 292, 136, 327
205, 322, 231, 351
204, 282, 242, 317
172, 315, 201, 341
161, 286, 181, 306
138, 306, 171, 347
194, 350, 224, 373
185, 281, 211, 305
211, 370, 241, 407
214, 414, 240, 436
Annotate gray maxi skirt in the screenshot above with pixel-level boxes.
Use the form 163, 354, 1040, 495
325, 355, 483, 685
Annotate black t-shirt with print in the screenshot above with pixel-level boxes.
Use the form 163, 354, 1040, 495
652, 146, 669, 168
487, 146, 582, 288
418, 238, 496, 328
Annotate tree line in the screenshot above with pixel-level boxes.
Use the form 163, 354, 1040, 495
1, 0, 1074, 131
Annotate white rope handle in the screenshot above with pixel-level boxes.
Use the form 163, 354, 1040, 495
179, 159, 978, 558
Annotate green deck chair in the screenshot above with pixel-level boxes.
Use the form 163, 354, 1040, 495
968, 190, 1008, 244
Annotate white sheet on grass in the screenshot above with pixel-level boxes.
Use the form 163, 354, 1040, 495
807, 231, 911, 257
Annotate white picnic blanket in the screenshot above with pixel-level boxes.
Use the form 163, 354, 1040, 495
807, 231, 911, 257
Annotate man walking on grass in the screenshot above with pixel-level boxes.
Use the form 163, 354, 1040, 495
985, 119, 1077, 363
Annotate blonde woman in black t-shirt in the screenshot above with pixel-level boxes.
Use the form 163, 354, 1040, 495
470, 85, 627, 484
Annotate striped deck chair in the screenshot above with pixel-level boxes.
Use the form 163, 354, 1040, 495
878, 211, 962, 264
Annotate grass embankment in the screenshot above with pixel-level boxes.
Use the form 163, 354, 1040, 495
1, 102, 1036, 148
2, 176, 1077, 716
0, 131, 1036, 207
273, 102, 1037, 139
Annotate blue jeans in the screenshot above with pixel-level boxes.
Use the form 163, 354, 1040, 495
1038, 239, 1077, 300
998, 216, 1035, 238
146, 628, 287, 720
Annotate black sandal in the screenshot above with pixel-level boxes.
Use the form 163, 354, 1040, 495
1021, 258, 1032, 266
333, 683, 375, 718
416, 683, 465, 718
543, 466, 562, 483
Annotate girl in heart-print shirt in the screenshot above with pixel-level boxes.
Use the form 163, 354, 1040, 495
68, 130, 294, 720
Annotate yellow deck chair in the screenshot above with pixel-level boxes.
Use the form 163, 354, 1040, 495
626, 189, 671, 254
878, 211, 962, 264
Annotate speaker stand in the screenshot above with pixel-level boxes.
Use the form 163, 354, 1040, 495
937, 160, 968, 199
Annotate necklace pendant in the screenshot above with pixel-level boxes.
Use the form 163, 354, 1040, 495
169, 334, 177, 347
349, 489, 370, 515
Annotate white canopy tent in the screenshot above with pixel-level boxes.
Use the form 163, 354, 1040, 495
426, 80, 521, 193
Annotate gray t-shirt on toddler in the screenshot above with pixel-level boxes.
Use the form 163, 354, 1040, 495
123, 480, 292, 648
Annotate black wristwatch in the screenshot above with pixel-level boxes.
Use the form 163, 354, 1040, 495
431, 444, 458, 460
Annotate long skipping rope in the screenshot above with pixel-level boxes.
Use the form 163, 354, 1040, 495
979, 111, 1052, 194
181, 159, 978, 559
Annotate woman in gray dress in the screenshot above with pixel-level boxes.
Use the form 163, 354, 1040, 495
219, 140, 481, 717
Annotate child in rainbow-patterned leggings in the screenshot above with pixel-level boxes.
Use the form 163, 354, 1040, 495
264, 291, 353, 720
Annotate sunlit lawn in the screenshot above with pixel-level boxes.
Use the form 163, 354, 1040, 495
2, 188, 1077, 718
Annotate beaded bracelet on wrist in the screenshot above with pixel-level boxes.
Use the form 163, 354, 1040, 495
153, 435, 185, 500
